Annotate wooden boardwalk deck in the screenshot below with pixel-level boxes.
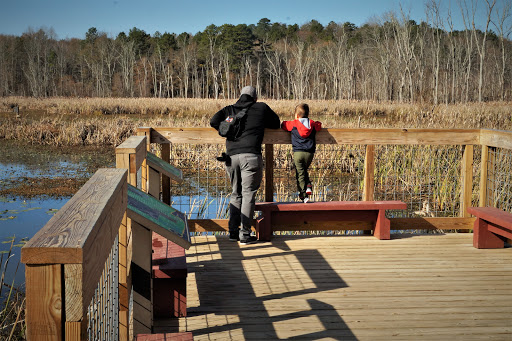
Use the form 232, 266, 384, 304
153, 234, 512, 340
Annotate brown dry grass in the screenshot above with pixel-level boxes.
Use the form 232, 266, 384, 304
0, 97, 511, 146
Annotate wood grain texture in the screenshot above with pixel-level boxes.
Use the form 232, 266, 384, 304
363, 145, 375, 201
390, 217, 475, 230
188, 219, 231, 231
255, 200, 407, 211
25, 264, 63, 341
119, 310, 128, 341
460, 145, 474, 218
265, 144, 274, 202
81, 178, 127, 313
136, 333, 193, 341
61, 176, 128, 321
161, 143, 172, 205
480, 129, 512, 149
148, 127, 482, 145
22, 168, 127, 265
154, 234, 512, 340
64, 264, 83, 322
467, 207, 512, 229
119, 213, 128, 285
65, 321, 84, 341
487, 147, 497, 208
116, 135, 147, 174
137, 128, 151, 193
479, 145, 489, 207
148, 166, 161, 199
116, 135, 147, 153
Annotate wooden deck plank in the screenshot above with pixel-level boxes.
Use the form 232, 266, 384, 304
154, 234, 511, 340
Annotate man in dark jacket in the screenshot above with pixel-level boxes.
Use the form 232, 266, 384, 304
210, 86, 280, 244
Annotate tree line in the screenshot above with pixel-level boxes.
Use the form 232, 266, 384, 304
0, 0, 510, 103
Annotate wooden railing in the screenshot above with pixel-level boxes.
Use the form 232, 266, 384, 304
21, 127, 512, 340
22, 168, 127, 340
21, 136, 147, 341
139, 127, 512, 233
22, 133, 190, 340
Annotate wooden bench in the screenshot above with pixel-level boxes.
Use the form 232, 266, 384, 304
255, 201, 407, 241
152, 232, 188, 318
467, 207, 512, 249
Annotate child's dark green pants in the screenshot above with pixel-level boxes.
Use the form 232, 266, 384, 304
293, 151, 314, 198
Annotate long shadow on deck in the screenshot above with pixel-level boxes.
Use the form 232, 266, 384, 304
187, 236, 358, 340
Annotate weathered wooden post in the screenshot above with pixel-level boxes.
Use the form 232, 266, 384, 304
116, 136, 148, 339
137, 127, 152, 193
265, 144, 274, 202
363, 145, 375, 201
460, 145, 474, 218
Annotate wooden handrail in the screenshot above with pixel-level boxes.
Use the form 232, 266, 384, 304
22, 168, 127, 340
146, 127, 484, 146
144, 127, 512, 150
480, 129, 512, 150
139, 126, 512, 229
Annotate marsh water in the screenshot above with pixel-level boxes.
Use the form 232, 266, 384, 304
0, 140, 115, 285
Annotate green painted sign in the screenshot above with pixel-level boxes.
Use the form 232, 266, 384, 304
127, 184, 191, 248
146, 152, 183, 181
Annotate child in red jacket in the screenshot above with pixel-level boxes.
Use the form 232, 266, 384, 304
281, 103, 322, 202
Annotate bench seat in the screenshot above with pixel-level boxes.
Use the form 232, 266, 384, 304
152, 232, 187, 318
467, 207, 512, 249
255, 201, 407, 241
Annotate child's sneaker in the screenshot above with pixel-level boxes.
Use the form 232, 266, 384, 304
303, 197, 309, 203
306, 184, 312, 196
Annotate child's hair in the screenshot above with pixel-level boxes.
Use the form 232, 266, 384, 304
295, 103, 309, 118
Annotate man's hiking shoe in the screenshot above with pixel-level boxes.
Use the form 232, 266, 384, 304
306, 184, 313, 196
229, 233, 240, 241
240, 236, 258, 245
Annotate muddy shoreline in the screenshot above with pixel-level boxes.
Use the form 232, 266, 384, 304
0, 139, 115, 198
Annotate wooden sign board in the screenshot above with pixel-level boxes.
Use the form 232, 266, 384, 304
127, 184, 191, 249
146, 152, 183, 183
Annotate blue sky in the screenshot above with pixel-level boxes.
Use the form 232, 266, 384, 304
0, 0, 500, 39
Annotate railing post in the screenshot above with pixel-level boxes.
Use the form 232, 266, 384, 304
487, 146, 497, 208
138, 127, 152, 193
265, 144, 274, 202
116, 148, 134, 341
479, 145, 489, 207
25, 264, 63, 340
460, 145, 474, 217
363, 145, 375, 201
116, 136, 147, 340
362, 145, 375, 235
161, 143, 171, 205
